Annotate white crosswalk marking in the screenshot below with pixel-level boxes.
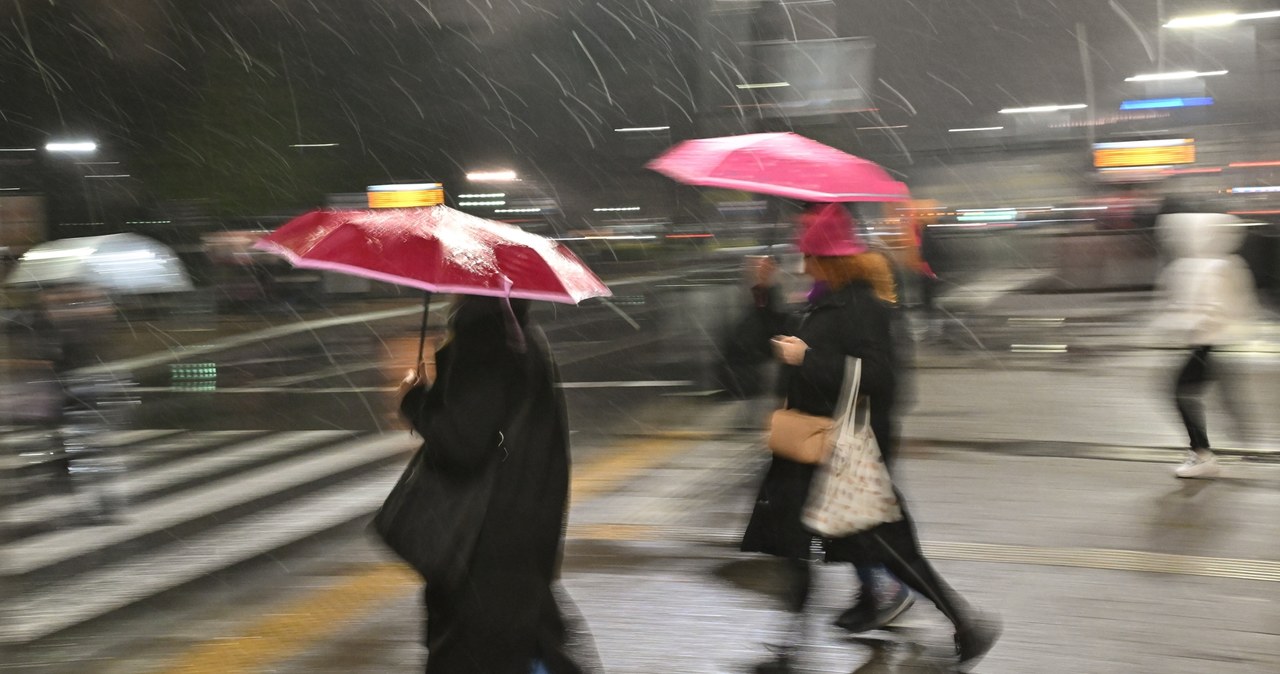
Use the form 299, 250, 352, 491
0, 427, 417, 645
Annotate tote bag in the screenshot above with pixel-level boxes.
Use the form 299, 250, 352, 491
373, 351, 542, 585
802, 357, 903, 537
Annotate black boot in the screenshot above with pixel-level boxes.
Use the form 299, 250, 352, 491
834, 584, 915, 633
955, 613, 1002, 671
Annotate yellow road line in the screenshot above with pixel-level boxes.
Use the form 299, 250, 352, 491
157, 436, 697, 674
162, 564, 416, 674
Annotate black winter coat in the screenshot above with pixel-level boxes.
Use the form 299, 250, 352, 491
740, 280, 904, 561
400, 299, 591, 674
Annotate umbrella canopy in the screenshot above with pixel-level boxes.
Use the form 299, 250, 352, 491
6, 233, 194, 294
646, 132, 909, 202
253, 206, 612, 305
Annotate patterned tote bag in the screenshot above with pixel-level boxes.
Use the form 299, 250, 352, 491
802, 357, 903, 537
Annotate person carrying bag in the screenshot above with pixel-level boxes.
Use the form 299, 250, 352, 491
377, 296, 598, 674
803, 357, 902, 537
741, 203, 999, 673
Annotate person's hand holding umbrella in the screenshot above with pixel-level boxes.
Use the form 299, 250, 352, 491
398, 361, 429, 399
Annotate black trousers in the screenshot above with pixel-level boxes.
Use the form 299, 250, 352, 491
1174, 346, 1213, 450
782, 525, 974, 634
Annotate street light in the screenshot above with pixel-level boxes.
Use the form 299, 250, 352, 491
1125, 70, 1228, 82
998, 104, 1087, 114
1165, 10, 1280, 29
45, 140, 97, 153
465, 170, 518, 182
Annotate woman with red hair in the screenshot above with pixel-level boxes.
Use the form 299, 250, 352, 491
741, 203, 999, 672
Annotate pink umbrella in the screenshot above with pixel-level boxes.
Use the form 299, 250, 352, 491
253, 206, 611, 360
646, 132, 909, 202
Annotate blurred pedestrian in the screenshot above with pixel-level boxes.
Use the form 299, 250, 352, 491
36, 282, 129, 523
716, 255, 785, 401
397, 295, 597, 674
742, 203, 999, 672
1153, 208, 1260, 479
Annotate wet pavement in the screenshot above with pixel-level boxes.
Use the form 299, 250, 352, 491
19, 424, 1277, 674
3, 268, 1279, 673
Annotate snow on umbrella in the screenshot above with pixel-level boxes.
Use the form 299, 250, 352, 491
253, 205, 612, 360
647, 132, 910, 202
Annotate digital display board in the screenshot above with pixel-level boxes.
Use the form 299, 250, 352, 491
367, 183, 444, 208
1093, 139, 1195, 168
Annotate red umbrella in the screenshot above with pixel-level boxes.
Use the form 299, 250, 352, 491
646, 132, 909, 202
253, 205, 611, 360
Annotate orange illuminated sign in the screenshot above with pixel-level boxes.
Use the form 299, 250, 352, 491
1093, 139, 1195, 168
367, 183, 444, 208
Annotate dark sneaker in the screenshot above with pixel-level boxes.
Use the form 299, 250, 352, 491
753, 645, 796, 674
753, 654, 794, 674
834, 586, 915, 633
955, 614, 1002, 671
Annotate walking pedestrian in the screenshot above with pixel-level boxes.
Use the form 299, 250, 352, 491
1153, 207, 1260, 479
37, 282, 129, 523
397, 295, 597, 674
742, 203, 1000, 672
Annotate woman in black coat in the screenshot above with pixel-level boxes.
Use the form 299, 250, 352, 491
399, 296, 596, 674
741, 204, 999, 672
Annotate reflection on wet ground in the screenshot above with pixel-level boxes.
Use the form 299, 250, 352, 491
1, 259, 1278, 673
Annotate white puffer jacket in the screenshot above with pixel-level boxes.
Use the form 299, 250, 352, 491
1153, 212, 1259, 346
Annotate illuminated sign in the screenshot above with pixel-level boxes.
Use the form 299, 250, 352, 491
1093, 139, 1195, 168
1120, 97, 1213, 110
367, 183, 444, 208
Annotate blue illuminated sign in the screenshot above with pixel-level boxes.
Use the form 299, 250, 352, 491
1120, 97, 1214, 110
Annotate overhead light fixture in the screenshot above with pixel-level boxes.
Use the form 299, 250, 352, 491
735, 82, 790, 89
0, 148, 37, 152
289, 143, 339, 148
1125, 70, 1228, 82
857, 125, 908, 131
614, 126, 670, 132
45, 141, 98, 153
948, 126, 1004, 133
999, 104, 1087, 114
1230, 186, 1280, 194
593, 207, 641, 212
466, 170, 518, 182
1165, 10, 1280, 29
1094, 138, 1193, 149
457, 193, 505, 198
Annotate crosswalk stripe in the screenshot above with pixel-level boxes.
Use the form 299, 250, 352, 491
153, 434, 704, 674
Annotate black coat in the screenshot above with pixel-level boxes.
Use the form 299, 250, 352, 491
740, 281, 904, 561
400, 299, 591, 674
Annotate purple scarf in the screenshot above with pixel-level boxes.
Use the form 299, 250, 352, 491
806, 281, 831, 305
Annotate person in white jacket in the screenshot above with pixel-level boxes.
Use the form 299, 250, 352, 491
1153, 210, 1259, 478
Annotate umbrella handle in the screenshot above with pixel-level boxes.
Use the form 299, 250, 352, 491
416, 291, 433, 365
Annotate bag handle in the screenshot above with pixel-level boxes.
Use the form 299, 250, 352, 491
832, 357, 862, 429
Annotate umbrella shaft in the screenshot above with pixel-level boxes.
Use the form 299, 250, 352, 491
417, 291, 433, 364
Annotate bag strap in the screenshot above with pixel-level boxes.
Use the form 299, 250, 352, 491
832, 357, 862, 428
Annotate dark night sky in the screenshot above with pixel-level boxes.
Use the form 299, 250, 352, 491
2, 0, 1277, 218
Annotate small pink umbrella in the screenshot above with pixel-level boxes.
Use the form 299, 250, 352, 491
646, 132, 909, 202
253, 205, 611, 360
